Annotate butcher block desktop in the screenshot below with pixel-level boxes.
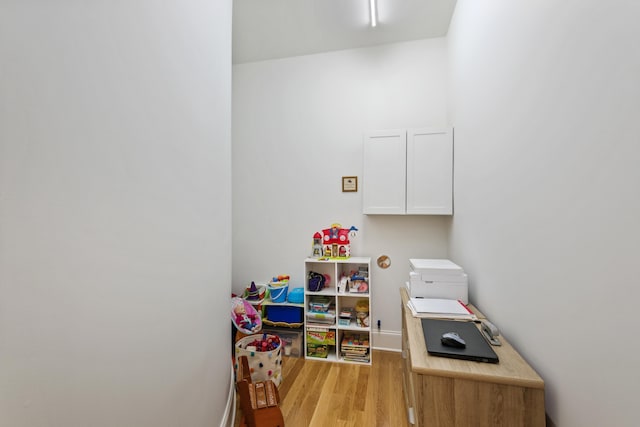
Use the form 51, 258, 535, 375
400, 288, 545, 427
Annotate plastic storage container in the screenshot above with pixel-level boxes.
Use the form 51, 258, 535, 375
309, 297, 331, 312
265, 305, 303, 324
287, 287, 304, 304
262, 328, 303, 358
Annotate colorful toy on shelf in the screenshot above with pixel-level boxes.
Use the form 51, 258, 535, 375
231, 297, 262, 335
271, 275, 290, 283
244, 334, 282, 352
311, 232, 323, 258
307, 271, 326, 292
349, 271, 369, 293
245, 281, 264, 301
355, 299, 370, 328
311, 223, 358, 259
337, 275, 349, 293
243, 281, 267, 314
287, 287, 304, 304
268, 275, 290, 303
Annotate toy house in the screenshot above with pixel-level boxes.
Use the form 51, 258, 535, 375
314, 223, 357, 259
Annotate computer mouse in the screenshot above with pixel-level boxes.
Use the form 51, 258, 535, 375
441, 332, 466, 348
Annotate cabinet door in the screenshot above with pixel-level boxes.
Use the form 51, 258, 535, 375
406, 128, 453, 215
362, 130, 406, 214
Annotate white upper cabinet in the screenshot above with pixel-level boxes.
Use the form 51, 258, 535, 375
406, 128, 453, 215
362, 129, 407, 214
362, 128, 453, 215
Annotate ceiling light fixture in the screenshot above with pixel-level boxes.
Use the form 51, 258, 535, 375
369, 0, 378, 27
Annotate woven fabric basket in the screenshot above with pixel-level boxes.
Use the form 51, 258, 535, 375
235, 334, 283, 387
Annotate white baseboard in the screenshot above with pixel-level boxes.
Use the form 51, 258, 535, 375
371, 329, 402, 352
219, 363, 236, 427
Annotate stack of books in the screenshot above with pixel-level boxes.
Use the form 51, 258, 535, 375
340, 333, 370, 363
338, 308, 354, 326
307, 297, 336, 325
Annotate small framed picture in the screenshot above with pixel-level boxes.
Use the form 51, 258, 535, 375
342, 176, 358, 192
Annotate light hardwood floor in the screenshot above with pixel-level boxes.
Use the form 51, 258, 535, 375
235, 350, 410, 427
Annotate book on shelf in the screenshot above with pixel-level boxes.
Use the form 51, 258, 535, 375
406, 297, 477, 321
342, 350, 369, 358
341, 333, 370, 348
341, 345, 369, 353
342, 346, 369, 351
340, 333, 370, 362
342, 357, 370, 362
341, 353, 370, 362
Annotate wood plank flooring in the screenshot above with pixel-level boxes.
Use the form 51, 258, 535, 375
235, 350, 410, 427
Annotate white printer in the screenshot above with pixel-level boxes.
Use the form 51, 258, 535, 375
407, 259, 468, 304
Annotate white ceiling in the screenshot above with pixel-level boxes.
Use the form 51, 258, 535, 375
232, 0, 458, 64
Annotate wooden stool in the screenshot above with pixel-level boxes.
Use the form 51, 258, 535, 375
237, 355, 284, 427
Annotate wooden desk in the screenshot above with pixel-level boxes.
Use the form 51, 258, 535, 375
400, 288, 545, 426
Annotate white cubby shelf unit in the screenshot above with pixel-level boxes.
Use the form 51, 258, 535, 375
303, 257, 372, 364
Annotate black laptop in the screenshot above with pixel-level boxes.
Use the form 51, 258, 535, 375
421, 319, 499, 364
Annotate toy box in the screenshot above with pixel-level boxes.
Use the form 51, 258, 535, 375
264, 305, 303, 324
306, 343, 329, 358
306, 329, 336, 346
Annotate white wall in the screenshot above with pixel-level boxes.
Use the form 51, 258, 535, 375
0, 2, 232, 426
232, 39, 450, 342
448, 1, 640, 426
